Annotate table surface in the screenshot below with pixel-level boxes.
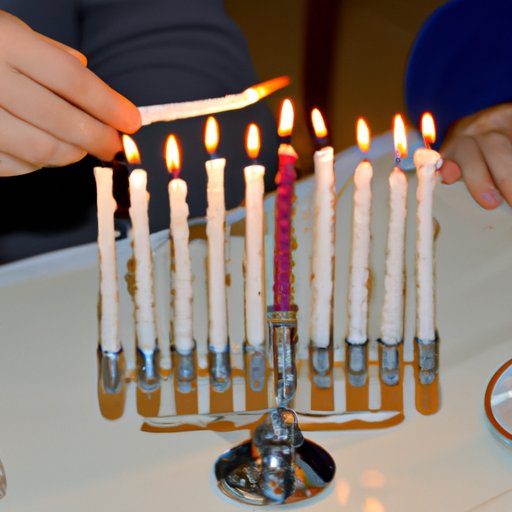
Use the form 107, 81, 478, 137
0, 133, 512, 512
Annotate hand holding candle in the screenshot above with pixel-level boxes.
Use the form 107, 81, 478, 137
310, 108, 335, 349
414, 113, 442, 342
243, 124, 266, 348
380, 115, 408, 345
204, 117, 228, 352
347, 119, 373, 344
124, 135, 157, 352
273, 99, 298, 311
166, 135, 194, 354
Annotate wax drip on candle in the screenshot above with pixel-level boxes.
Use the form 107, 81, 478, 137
311, 108, 329, 148
273, 99, 297, 311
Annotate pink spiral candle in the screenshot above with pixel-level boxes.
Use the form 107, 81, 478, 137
273, 148, 297, 310
273, 99, 297, 311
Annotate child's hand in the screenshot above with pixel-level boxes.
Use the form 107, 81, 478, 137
439, 103, 512, 209
0, 11, 141, 176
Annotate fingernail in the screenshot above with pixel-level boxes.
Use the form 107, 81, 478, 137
482, 188, 503, 206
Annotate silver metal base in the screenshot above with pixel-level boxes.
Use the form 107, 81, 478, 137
136, 347, 160, 393
415, 336, 439, 385
214, 436, 335, 506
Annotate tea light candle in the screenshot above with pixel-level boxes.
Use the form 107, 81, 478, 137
204, 117, 228, 352
244, 124, 265, 348
310, 108, 335, 349
414, 113, 442, 342
94, 165, 120, 353
380, 115, 408, 345
347, 118, 373, 344
123, 135, 157, 352
165, 135, 194, 354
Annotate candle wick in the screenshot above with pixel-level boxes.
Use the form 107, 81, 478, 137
279, 135, 291, 145
395, 156, 401, 166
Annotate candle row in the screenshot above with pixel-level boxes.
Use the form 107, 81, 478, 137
94, 103, 440, 359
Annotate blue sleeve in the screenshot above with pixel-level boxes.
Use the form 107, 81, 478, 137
405, 0, 512, 146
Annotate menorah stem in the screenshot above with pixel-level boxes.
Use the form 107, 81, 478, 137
267, 306, 298, 407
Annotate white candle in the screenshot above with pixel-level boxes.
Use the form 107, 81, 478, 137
380, 167, 408, 344
243, 127, 265, 347
139, 76, 288, 126
204, 116, 228, 352
128, 168, 157, 351
94, 166, 120, 353
414, 147, 440, 342
206, 158, 228, 352
347, 118, 373, 344
169, 178, 194, 353
380, 114, 408, 345
311, 144, 335, 348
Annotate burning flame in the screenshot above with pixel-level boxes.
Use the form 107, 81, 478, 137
165, 134, 181, 178
246, 123, 261, 160
311, 108, 328, 139
278, 99, 294, 138
247, 76, 290, 103
204, 116, 220, 155
393, 114, 407, 159
356, 118, 371, 153
122, 134, 141, 165
421, 112, 436, 147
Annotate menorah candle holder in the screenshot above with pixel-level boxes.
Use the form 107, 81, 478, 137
136, 347, 161, 393
414, 335, 440, 415
214, 305, 336, 506
377, 340, 402, 386
309, 341, 333, 389
345, 339, 369, 388
172, 343, 197, 394
208, 347, 231, 393
99, 348, 125, 394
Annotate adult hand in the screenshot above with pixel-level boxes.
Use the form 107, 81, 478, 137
0, 11, 141, 176
439, 103, 512, 209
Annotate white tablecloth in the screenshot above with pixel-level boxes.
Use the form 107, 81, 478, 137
0, 133, 511, 511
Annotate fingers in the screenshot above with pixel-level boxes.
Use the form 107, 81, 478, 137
0, 152, 38, 177
438, 159, 461, 184
38, 34, 88, 66
0, 107, 87, 168
443, 135, 502, 209
10, 32, 140, 134
0, 67, 123, 161
474, 131, 512, 205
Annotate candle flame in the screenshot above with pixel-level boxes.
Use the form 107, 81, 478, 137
165, 134, 181, 177
247, 76, 290, 103
311, 108, 328, 139
393, 114, 408, 158
421, 112, 436, 146
356, 117, 371, 153
278, 99, 294, 138
204, 116, 220, 155
245, 123, 261, 160
122, 134, 141, 165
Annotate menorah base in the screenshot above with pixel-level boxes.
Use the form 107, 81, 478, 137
214, 437, 335, 506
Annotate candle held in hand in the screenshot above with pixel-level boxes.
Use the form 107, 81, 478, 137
94, 165, 120, 353
124, 135, 157, 352
244, 124, 265, 348
380, 115, 408, 345
347, 118, 373, 344
204, 117, 228, 352
415, 113, 441, 342
310, 108, 335, 349
166, 135, 194, 354
273, 99, 297, 311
